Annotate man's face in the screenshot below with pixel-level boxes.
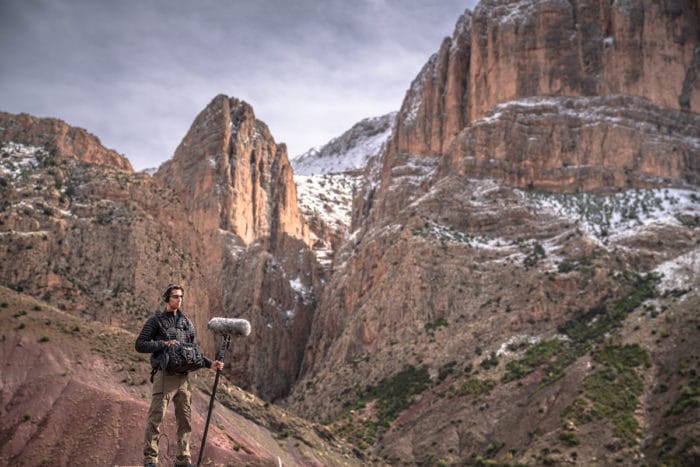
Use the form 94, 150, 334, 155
166, 288, 184, 312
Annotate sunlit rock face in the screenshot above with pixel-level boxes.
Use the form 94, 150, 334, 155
0, 112, 133, 172
156, 94, 308, 246
369, 0, 699, 226
468, 0, 700, 120
155, 95, 317, 400
441, 94, 700, 192
288, 2, 700, 465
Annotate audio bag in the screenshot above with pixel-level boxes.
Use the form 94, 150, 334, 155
161, 342, 204, 374
155, 313, 204, 374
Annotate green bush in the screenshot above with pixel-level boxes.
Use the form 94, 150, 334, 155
559, 431, 580, 446
503, 339, 562, 382
594, 344, 651, 370
480, 352, 499, 370
457, 378, 496, 397
438, 361, 457, 382
523, 242, 546, 268
359, 365, 430, 428
557, 260, 576, 273
572, 345, 651, 444
425, 316, 449, 331
675, 214, 699, 227
665, 379, 700, 416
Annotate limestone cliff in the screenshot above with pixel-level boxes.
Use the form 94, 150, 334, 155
155, 95, 317, 400
156, 95, 308, 246
0, 112, 133, 172
382, 0, 699, 203
0, 97, 319, 401
288, 1, 700, 464
441, 94, 700, 191
468, 0, 700, 119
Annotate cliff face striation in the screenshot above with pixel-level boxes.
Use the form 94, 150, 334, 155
155, 95, 317, 400
0, 96, 319, 402
156, 95, 307, 246
382, 0, 699, 205
288, 1, 700, 465
0, 112, 133, 172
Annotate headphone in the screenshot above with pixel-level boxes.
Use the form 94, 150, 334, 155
162, 283, 184, 302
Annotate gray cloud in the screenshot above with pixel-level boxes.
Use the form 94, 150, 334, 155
0, 0, 476, 170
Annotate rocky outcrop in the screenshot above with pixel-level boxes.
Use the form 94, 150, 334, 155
155, 95, 317, 400
383, 0, 699, 206
0, 112, 133, 172
469, 0, 700, 119
0, 137, 208, 330
288, 1, 700, 464
441, 95, 700, 191
386, 13, 471, 159
293, 112, 396, 176
156, 95, 308, 246
0, 97, 318, 401
351, 0, 700, 243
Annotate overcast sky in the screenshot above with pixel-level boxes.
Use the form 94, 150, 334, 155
0, 0, 476, 171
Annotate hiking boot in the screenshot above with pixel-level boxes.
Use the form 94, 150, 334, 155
144, 463, 156, 467
174, 464, 193, 467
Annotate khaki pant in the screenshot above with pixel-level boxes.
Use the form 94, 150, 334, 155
143, 371, 192, 466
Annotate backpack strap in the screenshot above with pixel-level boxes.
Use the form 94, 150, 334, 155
153, 313, 173, 372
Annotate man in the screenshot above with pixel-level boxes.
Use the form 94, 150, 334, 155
135, 284, 224, 467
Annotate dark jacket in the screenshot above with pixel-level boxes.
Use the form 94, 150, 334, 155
135, 309, 212, 370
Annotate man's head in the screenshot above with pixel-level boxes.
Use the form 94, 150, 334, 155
162, 284, 184, 312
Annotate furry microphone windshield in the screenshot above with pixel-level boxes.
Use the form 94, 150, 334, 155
207, 317, 251, 337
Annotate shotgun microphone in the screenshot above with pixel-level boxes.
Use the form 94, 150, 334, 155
200, 316, 250, 467
208, 317, 251, 337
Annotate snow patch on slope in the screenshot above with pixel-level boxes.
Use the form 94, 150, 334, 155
1, 142, 43, 178
519, 188, 699, 241
292, 113, 395, 176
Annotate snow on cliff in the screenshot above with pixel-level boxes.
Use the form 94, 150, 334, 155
291, 113, 395, 241
291, 112, 395, 176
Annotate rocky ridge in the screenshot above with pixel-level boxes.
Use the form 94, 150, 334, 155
0, 136, 203, 330
292, 112, 396, 268
0, 112, 133, 172
293, 113, 396, 176
381, 0, 699, 208
285, 0, 700, 464
0, 96, 319, 403
154, 95, 319, 401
